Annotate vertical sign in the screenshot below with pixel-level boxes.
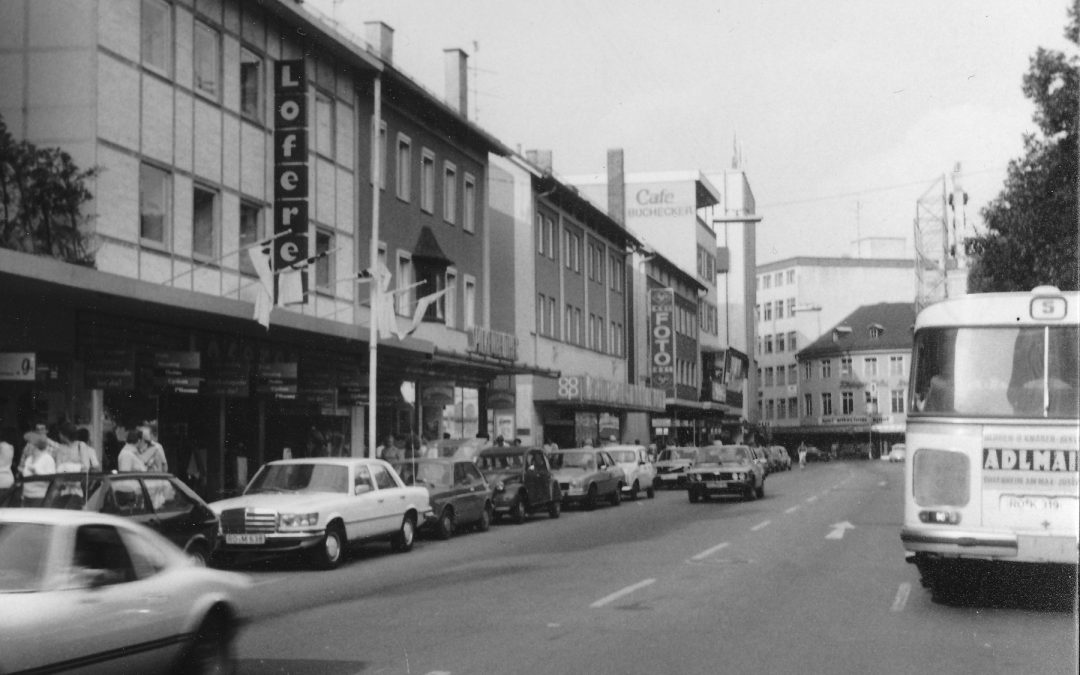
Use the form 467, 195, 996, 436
274, 60, 309, 287
649, 288, 676, 398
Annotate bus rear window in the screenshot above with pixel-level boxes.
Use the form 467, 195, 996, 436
910, 325, 1078, 419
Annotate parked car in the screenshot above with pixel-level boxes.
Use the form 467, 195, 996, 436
0, 508, 251, 674
209, 458, 432, 570
606, 444, 657, 499
685, 444, 766, 502
549, 448, 626, 509
887, 444, 907, 463
755, 446, 775, 475
805, 445, 831, 462
770, 445, 792, 471
392, 457, 494, 538
653, 447, 699, 489
476, 446, 561, 523
1, 471, 220, 566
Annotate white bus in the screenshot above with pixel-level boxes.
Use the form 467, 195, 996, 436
901, 286, 1079, 600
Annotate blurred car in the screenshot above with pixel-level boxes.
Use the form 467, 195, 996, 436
429, 437, 491, 462
887, 444, 907, 463
392, 457, 494, 538
606, 444, 657, 499
755, 446, 776, 474
685, 444, 766, 502
209, 458, 431, 569
653, 447, 699, 489
770, 446, 792, 471
1, 471, 219, 566
0, 508, 251, 674
549, 448, 626, 509
476, 446, 562, 523
805, 445, 831, 462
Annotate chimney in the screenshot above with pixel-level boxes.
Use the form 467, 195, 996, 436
607, 148, 625, 226
525, 150, 553, 174
365, 22, 394, 63
444, 48, 468, 116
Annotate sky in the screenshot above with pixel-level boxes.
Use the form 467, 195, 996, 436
307, 0, 1074, 264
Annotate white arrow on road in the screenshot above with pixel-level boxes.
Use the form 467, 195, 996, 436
826, 521, 855, 540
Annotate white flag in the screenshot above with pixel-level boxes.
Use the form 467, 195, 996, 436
278, 268, 306, 306
247, 246, 274, 329
395, 287, 451, 339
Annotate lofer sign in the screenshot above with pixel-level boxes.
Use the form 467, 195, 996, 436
273, 60, 309, 277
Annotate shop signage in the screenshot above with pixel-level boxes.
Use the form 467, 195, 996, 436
202, 360, 250, 397
649, 288, 676, 397
337, 368, 367, 406
273, 59, 309, 279
0, 352, 35, 381
421, 382, 456, 408
468, 326, 518, 361
555, 375, 666, 412
723, 348, 748, 409
256, 362, 298, 400
626, 182, 696, 223
83, 349, 136, 390
819, 415, 870, 425
152, 351, 202, 394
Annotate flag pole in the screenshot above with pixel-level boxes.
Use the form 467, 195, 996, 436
367, 75, 382, 459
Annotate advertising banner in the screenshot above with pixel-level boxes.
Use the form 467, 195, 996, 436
649, 288, 676, 397
723, 347, 748, 409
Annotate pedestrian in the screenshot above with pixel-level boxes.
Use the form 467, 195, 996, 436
378, 434, 399, 461
282, 446, 294, 460
137, 425, 168, 472
20, 432, 55, 505
18, 421, 55, 475
798, 441, 808, 469
55, 421, 101, 472
116, 429, 148, 472
0, 441, 15, 502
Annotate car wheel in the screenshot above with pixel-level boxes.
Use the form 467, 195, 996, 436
476, 503, 493, 532
646, 485, 656, 499
510, 495, 527, 524
756, 480, 765, 499
629, 480, 640, 500
548, 495, 561, 519
744, 483, 757, 501
652, 477, 662, 491
391, 515, 416, 552
609, 483, 622, 506
313, 523, 346, 569
179, 610, 236, 675
585, 485, 598, 510
436, 508, 454, 540
688, 486, 700, 503
185, 541, 210, 567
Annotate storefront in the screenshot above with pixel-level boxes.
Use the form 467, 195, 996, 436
531, 374, 666, 448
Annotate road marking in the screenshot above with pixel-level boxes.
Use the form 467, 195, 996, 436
879, 481, 887, 487
690, 541, 730, 562
806, 495, 818, 503
590, 578, 656, 608
891, 583, 912, 612
784, 505, 800, 514
825, 521, 855, 540
751, 520, 771, 531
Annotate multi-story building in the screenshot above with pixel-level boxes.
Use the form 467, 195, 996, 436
754, 255, 915, 447
0, 0, 521, 497
794, 303, 915, 458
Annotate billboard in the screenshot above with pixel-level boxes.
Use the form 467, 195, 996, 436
649, 288, 676, 398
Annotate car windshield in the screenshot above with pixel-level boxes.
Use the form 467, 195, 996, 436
608, 450, 638, 463
394, 462, 452, 487
0, 522, 52, 592
549, 451, 595, 470
246, 463, 349, 495
658, 449, 697, 462
698, 446, 749, 464
478, 453, 525, 473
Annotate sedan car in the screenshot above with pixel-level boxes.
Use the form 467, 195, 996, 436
0, 509, 251, 674
888, 444, 907, 463
606, 444, 656, 499
476, 446, 562, 523
549, 448, 625, 509
685, 444, 766, 502
1, 471, 220, 566
770, 446, 792, 471
653, 447, 699, 489
209, 458, 432, 569
392, 457, 494, 538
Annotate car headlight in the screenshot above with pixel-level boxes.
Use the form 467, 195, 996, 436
279, 512, 319, 527
570, 478, 583, 488
493, 481, 505, 492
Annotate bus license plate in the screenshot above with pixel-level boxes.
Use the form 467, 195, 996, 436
1001, 496, 1061, 513
225, 534, 266, 545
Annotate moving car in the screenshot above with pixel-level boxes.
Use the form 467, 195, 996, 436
685, 444, 766, 502
0, 509, 251, 674
887, 444, 907, 463
805, 445, 831, 462
1, 471, 220, 566
606, 444, 656, 499
653, 447, 699, 489
549, 448, 626, 509
392, 457, 494, 538
476, 446, 562, 523
209, 457, 431, 569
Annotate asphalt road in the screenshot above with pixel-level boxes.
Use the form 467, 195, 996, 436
232, 460, 1078, 675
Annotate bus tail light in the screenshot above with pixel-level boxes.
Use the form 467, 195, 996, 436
913, 448, 970, 507
918, 509, 962, 525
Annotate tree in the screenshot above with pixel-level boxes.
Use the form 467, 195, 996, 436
0, 113, 97, 267
967, 2, 1079, 292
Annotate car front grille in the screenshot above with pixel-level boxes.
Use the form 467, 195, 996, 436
559, 482, 570, 492
220, 507, 277, 534
694, 472, 718, 481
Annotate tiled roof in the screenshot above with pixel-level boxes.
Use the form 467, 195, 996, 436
796, 302, 916, 358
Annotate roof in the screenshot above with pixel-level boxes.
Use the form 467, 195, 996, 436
797, 302, 916, 359
756, 256, 914, 272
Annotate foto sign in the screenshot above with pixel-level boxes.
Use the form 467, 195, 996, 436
649, 288, 676, 397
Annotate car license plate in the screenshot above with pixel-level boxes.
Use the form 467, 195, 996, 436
225, 533, 266, 545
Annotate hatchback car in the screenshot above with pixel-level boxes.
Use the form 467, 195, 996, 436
476, 446, 562, 523
1, 471, 220, 566
606, 444, 657, 499
685, 444, 766, 502
549, 448, 626, 509
653, 447, 699, 489
888, 444, 907, 463
392, 457, 494, 538
0, 509, 251, 674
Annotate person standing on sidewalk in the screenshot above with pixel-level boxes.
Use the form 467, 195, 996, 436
798, 441, 808, 469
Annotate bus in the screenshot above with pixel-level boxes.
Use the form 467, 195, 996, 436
901, 286, 1079, 601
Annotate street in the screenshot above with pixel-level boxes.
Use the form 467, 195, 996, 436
232, 461, 1078, 674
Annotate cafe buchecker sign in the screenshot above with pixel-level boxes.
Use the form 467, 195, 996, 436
273, 59, 309, 297
650, 288, 676, 398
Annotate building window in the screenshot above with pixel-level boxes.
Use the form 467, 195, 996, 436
764, 367, 774, 386
766, 399, 774, 419
315, 92, 334, 158
869, 325, 884, 339
803, 361, 812, 380
420, 149, 435, 213
141, 0, 171, 75
536, 215, 545, 256
822, 392, 833, 416
777, 398, 786, 419
444, 268, 457, 328
240, 47, 262, 121
762, 275, 771, 289
463, 276, 476, 328
776, 367, 785, 386
314, 229, 333, 292
463, 174, 476, 233
545, 217, 556, 259
774, 272, 783, 286
371, 120, 387, 188
777, 333, 786, 352
788, 364, 798, 384
537, 293, 547, 335
776, 300, 784, 319
139, 164, 171, 246
804, 393, 813, 416
789, 396, 798, 418
764, 335, 773, 354
864, 357, 878, 378
396, 134, 412, 202
239, 201, 262, 275
442, 162, 457, 223
764, 303, 773, 321
193, 22, 220, 98
890, 355, 905, 376
842, 391, 854, 415
788, 331, 797, 351
840, 356, 852, 377
891, 389, 906, 414
192, 185, 217, 260
787, 298, 796, 316
396, 253, 413, 315
821, 359, 832, 378
787, 269, 795, 284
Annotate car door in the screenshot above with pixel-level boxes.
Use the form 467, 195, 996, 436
370, 463, 407, 535
141, 477, 205, 552
452, 461, 484, 524
101, 477, 155, 531
600, 451, 620, 493
523, 450, 548, 507
638, 447, 656, 484
348, 464, 382, 539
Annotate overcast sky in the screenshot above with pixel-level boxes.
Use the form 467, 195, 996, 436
308, 0, 1073, 264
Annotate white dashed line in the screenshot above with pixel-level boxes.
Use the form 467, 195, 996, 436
751, 520, 771, 531
806, 495, 818, 503
784, 505, 800, 514
590, 578, 656, 608
690, 541, 730, 562
891, 582, 912, 612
